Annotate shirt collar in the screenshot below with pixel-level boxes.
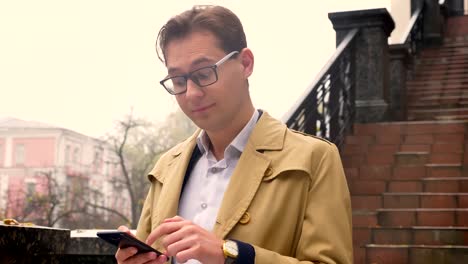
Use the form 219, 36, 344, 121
196, 110, 259, 155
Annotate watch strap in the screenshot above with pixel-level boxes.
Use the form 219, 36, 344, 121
232, 239, 255, 264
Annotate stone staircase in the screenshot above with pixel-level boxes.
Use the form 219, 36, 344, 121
407, 17, 468, 122
343, 122, 468, 263
342, 16, 468, 264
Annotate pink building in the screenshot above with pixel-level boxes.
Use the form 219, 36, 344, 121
0, 117, 131, 227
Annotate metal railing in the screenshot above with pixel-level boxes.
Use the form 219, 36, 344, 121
401, 4, 425, 55
282, 29, 358, 148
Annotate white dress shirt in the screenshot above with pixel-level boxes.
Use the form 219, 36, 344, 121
176, 110, 259, 264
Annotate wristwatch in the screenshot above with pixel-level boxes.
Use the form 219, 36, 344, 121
222, 240, 238, 264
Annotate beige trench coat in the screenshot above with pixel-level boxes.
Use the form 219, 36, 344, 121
136, 112, 353, 264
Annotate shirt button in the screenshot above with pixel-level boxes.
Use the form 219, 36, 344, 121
201, 203, 208, 209
210, 167, 217, 173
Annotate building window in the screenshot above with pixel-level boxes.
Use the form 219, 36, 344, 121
0, 144, 3, 166
73, 147, 80, 164
65, 145, 71, 163
15, 144, 25, 166
93, 151, 101, 166
26, 182, 36, 197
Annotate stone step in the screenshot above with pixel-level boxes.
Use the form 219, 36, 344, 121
426, 164, 465, 178
352, 195, 382, 210
411, 75, 468, 83
421, 48, 468, 56
344, 163, 464, 179
407, 78, 468, 86
388, 179, 426, 192
408, 90, 468, 97
353, 211, 378, 227
420, 48, 468, 57
416, 58, 468, 66
409, 97, 468, 104
408, 107, 468, 113
415, 95, 468, 101
352, 192, 468, 210
399, 144, 432, 152
394, 152, 429, 166
349, 181, 387, 195
354, 226, 468, 246
392, 164, 464, 180
419, 53, 468, 59
444, 35, 468, 44
408, 107, 468, 120
422, 43, 468, 50
412, 73, 468, 82
352, 121, 467, 136
424, 41, 468, 49
342, 153, 395, 167
413, 67, 467, 76
407, 88, 468, 96
409, 103, 468, 111
342, 151, 462, 167
404, 133, 465, 144
376, 208, 468, 227
382, 193, 468, 209
348, 177, 468, 195
417, 63, 468, 71
433, 114, 468, 122
364, 244, 468, 264
408, 99, 468, 109
345, 165, 393, 180
418, 53, 468, 59
342, 143, 399, 155
400, 143, 464, 154
408, 98, 468, 107
423, 177, 468, 192
407, 89, 468, 98
430, 153, 464, 164
414, 68, 468, 74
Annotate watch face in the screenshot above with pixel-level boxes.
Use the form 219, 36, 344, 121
225, 240, 238, 256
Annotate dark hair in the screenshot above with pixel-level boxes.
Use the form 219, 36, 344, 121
156, 5, 247, 64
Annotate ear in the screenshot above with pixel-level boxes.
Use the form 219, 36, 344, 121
239, 48, 254, 78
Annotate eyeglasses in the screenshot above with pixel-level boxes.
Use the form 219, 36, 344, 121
160, 51, 239, 95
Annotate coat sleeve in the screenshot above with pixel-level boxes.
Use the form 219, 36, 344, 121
253, 144, 353, 264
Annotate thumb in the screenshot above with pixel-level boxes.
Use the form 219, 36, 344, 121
117, 225, 134, 237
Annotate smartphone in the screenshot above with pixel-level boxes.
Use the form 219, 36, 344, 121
97, 231, 162, 255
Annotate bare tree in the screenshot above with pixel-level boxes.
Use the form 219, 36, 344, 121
5, 110, 196, 229
8, 171, 88, 227
107, 109, 196, 228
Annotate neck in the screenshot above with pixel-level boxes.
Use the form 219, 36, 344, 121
206, 105, 255, 160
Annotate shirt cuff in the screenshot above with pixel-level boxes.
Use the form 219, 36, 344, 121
232, 239, 255, 264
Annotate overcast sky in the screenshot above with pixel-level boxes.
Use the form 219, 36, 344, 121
0, 0, 392, 138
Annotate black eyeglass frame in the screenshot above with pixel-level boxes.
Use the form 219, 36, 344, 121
160, 51, 239, 95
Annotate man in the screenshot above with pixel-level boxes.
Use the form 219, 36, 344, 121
116, 5, 352, 264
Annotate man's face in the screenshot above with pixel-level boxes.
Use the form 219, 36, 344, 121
164, 31, 252, 132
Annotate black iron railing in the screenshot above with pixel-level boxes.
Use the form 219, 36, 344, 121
401, 4, 425, 55
282, 29, 358, 149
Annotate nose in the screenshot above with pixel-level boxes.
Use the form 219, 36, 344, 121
185, 78, 204, 99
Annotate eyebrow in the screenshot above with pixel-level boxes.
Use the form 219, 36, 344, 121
167, 56, 214, 75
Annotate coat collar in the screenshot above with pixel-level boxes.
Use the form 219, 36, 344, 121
151, 111, 287, 240
167, 111, 286, 157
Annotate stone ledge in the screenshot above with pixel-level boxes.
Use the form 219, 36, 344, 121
0, 223, 117, 263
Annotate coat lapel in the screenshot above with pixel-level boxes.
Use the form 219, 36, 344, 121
155, 132, 200, 226
213, 112, 286, 238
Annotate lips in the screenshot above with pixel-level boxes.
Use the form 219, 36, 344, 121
192, 103, 215, 113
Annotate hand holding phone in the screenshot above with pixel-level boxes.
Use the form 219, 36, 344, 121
97, 230, 162, 255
